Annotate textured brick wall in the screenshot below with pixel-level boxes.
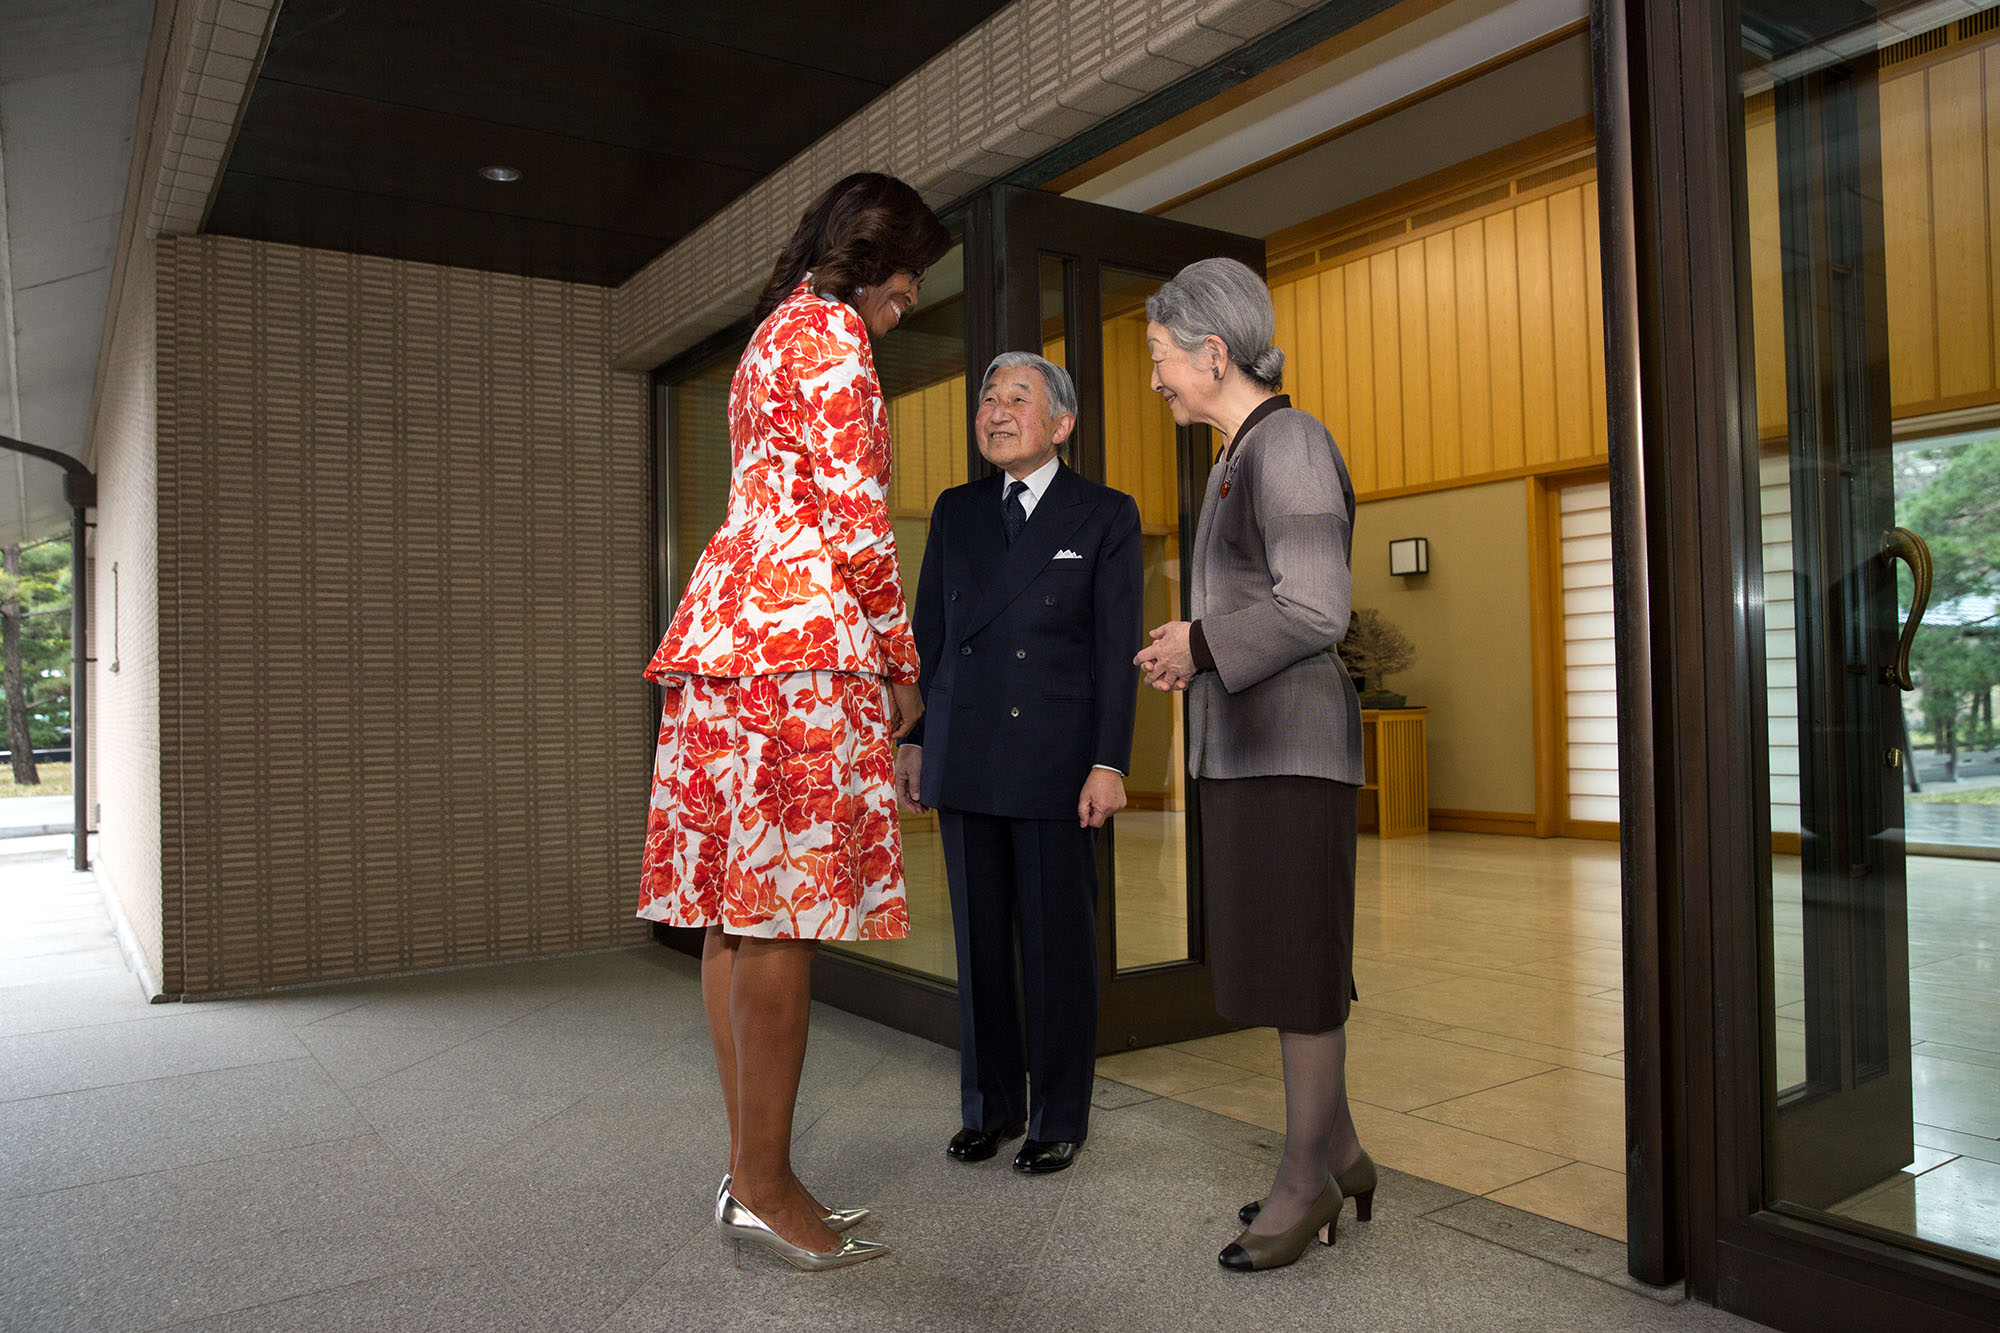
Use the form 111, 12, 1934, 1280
90, 245, 166, 992
612, 0, 1324, 370
155, 235, 653, 995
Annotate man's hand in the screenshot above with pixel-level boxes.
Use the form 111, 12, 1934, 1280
1077, 768, 1127, 828
893, 745, 926, 813
1134, 620, 1195, 692
888, 681, 925, 740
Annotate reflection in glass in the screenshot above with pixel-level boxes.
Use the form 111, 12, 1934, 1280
1100, 265, 1193, 971
829, 237, 971, 982
668, 357, 738, 609
1740, 0, 2000, 1266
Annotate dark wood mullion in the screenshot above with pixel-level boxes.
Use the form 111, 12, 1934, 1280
1591, 0, 1678, 1286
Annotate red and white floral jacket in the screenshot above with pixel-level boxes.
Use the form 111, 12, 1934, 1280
645, 279, 919, 685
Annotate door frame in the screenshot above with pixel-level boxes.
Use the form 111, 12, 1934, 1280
989, 184, 1266, 1052
1594, 0, 2000, 1324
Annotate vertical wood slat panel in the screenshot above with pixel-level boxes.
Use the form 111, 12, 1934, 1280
1584, 181, 1608, 456
1990, 47, 2000, 390
1515, 197, 1558, 467
1424, 232, 1462, 484
1548, 187, 1593, 460
1486, 210, 1526, 472
1454, 221, 1494, 477
1320, 267, 1351, 461
1370, 251, 1405, 490
1345, 262, 1377, 494
1928, 52, 1993, 399
1744, 103, 1789, 440
1881, 67, 1940, 407
1396, 243, 1432, 487
1292, 271, 1324, 431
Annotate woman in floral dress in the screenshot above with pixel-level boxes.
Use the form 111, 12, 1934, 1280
639, 173, 948, 1270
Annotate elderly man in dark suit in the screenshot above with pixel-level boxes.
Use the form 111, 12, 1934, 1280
893, 352, 1142, 1174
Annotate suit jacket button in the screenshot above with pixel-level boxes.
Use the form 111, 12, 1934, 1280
951, 591, 960, 601
1015, 649, 1027, 660
1044, 595, 1056, 606
1010, 706, 1020, 718
960, 644, 972, 656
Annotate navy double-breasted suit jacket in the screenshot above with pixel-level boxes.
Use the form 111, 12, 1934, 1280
906, 464, 1143, 822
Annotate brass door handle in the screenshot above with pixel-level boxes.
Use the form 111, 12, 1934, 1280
1877, 527, 1932, 691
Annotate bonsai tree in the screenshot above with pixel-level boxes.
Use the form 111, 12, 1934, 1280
1339, 608, 1416, 695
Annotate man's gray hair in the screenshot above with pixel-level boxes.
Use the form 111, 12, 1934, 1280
981, 351, 1078, 422
1145, 257, 1285, 389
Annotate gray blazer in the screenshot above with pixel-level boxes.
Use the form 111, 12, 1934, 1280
1186, 398, 1364, 784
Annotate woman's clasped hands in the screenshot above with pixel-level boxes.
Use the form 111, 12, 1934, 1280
1135, 620, 1196, 692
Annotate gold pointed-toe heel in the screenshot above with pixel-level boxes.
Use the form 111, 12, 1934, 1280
1239, 1149, 1378, 1226
1217, 1182, 1343, 1272
717, 1189, 889, 1272
821, 1204, 870, 1232
718, 1172, 867, 1232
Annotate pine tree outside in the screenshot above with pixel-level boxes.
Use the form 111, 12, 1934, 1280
0, 535, 73, 788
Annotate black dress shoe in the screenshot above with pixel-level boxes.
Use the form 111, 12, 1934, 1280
1012, 1139, 1079, 1174
946, 1122, 1026, 1162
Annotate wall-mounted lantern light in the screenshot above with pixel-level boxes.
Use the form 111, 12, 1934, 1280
1389, 537, 1429, 577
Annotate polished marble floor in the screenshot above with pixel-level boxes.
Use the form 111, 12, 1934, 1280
1096, 832, 1999, 1266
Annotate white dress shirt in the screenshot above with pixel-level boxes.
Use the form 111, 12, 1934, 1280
1002, 453, 1062, 520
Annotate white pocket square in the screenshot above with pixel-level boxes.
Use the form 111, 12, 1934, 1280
1053, 549, 1083, 560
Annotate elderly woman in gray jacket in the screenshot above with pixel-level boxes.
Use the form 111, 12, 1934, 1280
1134, 257, 1377, 1273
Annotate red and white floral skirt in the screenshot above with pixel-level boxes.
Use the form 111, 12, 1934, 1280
637, 671, 909, 941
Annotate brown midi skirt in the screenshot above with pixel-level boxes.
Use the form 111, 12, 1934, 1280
1199, 775, 1359, 1032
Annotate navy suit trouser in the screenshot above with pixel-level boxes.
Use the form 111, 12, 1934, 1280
938, 808, 1099, 1143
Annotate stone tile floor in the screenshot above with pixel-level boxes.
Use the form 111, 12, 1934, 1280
0, 851, 1764, 1332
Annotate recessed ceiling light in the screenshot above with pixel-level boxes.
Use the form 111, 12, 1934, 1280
480, 165, 522, 182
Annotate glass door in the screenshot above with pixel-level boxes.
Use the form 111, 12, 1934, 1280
991, 186, 1266, 1051
1737, 0, 1997, 1267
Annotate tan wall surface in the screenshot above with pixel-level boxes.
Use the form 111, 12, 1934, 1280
155, 235, 653, 995
1350, 478, 1535, 815
90, 244, 165, 991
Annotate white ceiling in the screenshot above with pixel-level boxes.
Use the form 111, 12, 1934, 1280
1067, 0, 1590, 223
0, 0, 152, 548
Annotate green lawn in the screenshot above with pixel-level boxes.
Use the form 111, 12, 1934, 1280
1911, 785, 2000, 805
0, 762, 71, 798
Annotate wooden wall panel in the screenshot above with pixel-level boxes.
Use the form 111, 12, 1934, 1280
1549, 187, 1594, 461
1270, 176, 1603, 499
1745, 34, 2000, 436
1928, 52, 1992, 400
1397, 244, 1432, 487
1882, 62, 1943, 409
1584, 182, 1608, 456
1370, 251, 1406, 491
1345, 262, 1378, 493
1453, 223, 1495, 478
1425, 233, 1463, 483
1991, 47, 2000, 392
1485, 210, 1527, 474
1516, 198, 1558, 469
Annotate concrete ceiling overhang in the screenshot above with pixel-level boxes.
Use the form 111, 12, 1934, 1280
0, 0, 153, 549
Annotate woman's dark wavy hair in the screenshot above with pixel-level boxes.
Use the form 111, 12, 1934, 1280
752, 172, 951, 324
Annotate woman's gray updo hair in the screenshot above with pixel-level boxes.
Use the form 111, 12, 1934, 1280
1145, 257, 1285, 390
